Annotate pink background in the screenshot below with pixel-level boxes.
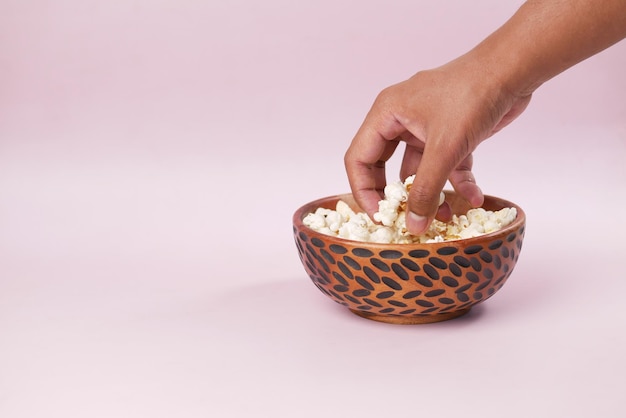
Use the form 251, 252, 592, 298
1, 1, 625, 417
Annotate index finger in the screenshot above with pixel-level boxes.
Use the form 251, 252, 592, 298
344, 115, 405, 218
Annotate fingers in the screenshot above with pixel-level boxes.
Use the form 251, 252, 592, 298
406, 146, 486, 235
399, 141, 424, 182
343, 150, 389, 217
448, 154, 484, 208
435, 201, 452, 222
348, 111, 484, 236
344, 58, 524, 236
344, 109, 403, 218
400, 140, 452, 223
346, 72, 493, 234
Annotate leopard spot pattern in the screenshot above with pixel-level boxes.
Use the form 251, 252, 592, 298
294, 225, 525, 318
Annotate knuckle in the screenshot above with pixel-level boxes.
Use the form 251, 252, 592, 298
408, 184, 439, 215
374, 85, 400, 109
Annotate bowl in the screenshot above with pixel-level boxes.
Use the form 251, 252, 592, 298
293, 191, 526, 324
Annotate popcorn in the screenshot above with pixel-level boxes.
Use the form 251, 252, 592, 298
303, 175, 517, 244
369, 226, 395, 244
302, 211, 327, 230
373, 199, 401, 226
325, 211, 344, 232
335, 200, 355, 219
338, 214, 372, 242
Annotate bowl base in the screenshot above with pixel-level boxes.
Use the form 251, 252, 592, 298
349, 308, 471, 325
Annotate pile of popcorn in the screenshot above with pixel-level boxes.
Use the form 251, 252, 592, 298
303, 175, 517, 244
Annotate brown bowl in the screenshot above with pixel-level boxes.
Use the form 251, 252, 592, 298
293, 191, 526, 324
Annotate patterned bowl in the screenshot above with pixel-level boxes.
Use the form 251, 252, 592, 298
293, 191, 526, 324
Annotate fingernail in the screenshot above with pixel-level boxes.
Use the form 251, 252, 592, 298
408, 212, 428, 235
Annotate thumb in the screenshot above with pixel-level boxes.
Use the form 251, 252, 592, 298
405, 143, 457, 235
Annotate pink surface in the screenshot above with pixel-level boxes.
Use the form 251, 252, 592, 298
1, 1, 625, 417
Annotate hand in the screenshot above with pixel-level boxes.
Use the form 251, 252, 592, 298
344, 53, 532, 235
345, 0, 626, 236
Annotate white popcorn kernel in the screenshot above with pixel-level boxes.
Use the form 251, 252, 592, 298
325, 211, 344, 232
459, 223, 485, 239
456, 215, 470, 229
374, 199, 400, 226
384, 181, 408, 203
302, 174, 517, 243
315, 207, 332, 216
467, 208, 488, 225
496, 207, 517, 226
445, 217, 463, 238
336, 200, 356, 219
483, 220, 500, 234
369, 227, 395, 244
317, 227, 334, 236
338, 218, 370, 242
303, 212, 327, 230
393, 211, 407, 232
353, 212, 371, 227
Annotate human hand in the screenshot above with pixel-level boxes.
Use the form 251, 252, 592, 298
344, 53, 532, 235
345, 0, 626, 236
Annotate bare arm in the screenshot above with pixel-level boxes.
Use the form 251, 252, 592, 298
345, 0, 626, 235
478, 0, 626, 95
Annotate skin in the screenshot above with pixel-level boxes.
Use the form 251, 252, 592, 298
345, 0, 626, 235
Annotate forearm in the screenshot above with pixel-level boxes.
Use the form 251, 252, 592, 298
472, 0, 626, 96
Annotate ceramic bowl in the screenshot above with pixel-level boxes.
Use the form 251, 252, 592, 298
293, 191, 526, 324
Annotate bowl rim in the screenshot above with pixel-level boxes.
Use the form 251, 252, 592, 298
293, 190, 526, 248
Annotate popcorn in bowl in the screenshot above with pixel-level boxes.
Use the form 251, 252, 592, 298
303, 175, 517, 244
